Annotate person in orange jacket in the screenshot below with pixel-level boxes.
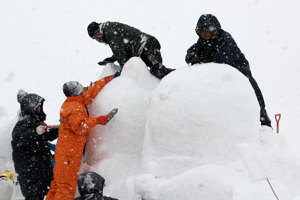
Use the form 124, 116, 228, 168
46, 74, 118, 200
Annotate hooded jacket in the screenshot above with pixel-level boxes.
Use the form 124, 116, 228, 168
74, 172, 117, 200
11, 93, 59, 197
55, 77, 112, 157
186, 14, 248, 69
98, 22, 152, 67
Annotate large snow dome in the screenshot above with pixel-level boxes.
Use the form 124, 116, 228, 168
80, 58, 299, 199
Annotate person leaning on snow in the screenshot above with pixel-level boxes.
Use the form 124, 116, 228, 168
185, 14, 271, 127
87, 21, 174, 79
11, 93, 59, 200
73, 171, 118, 200
46, 74, 119, 200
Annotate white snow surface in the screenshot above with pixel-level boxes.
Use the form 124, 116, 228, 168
77, 58, 300, 200
1, 0, 300, 200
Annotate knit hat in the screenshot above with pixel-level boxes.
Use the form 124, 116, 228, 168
63, 81, 84, 97
17, 89, 28, 103
87, 22, 100, 38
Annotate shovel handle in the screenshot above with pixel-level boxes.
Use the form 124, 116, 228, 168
275, 114, 281, 133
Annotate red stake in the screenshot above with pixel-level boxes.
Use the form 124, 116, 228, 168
275, 114, 281, 133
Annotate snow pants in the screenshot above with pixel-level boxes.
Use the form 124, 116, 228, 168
140, 36, 174, 79
45, 154, 82, 200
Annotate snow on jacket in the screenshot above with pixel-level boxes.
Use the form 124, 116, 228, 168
55, 77, 112, 157
11, 93, 59, 197
98, 21, 151, 67
185, 14, 248, 68
74, 172, 118, 200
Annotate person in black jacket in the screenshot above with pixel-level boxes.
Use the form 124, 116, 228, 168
11, 93, 59, 200
186, 14, 271, 127
74, 171, 118, 200
87, 21, 174, 79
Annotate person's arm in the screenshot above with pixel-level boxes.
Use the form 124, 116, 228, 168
83, 75, 115, 105
12, 124, 42, 148
42, 127, 59, 142
186, 42, 202, 65
66, 104, 112, 136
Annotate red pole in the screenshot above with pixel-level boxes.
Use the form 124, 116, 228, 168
275, 114, 281, 133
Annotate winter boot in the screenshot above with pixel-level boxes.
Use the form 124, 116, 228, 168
260, 108, 272, 127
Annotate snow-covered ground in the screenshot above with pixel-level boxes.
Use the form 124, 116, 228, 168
1, 0, 300, 199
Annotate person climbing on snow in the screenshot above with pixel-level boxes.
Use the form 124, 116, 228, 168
46, 74, 119, 200
12, 93, 59, 200
87, 21, 174, 79
185, 14, 271, 127
73, 171, 118, 200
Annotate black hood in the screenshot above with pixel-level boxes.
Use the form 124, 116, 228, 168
77, 172, 105, 196
196, 14, 221, 35
20, 93, 46, 122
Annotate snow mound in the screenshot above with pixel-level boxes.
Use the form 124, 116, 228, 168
143, 64, 259, 178
80, 58, 300, 199
0, 107, 16, 167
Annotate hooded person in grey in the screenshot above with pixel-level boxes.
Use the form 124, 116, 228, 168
74, 172, 117, 200
186, 14, 271, 127
87, 21, 174, 79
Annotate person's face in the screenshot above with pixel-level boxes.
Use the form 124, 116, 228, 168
36, 105, 41, 113
201, 30, 214, 40
92, 31, 101, 41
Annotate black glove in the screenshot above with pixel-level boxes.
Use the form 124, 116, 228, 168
98, 55, 117, 66
189, 56, 202, 65
260, 109, 272, 127
98, 61, 112, 66
113, 70, 122, 78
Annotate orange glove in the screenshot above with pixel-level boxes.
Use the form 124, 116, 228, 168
95, 115, 112, 125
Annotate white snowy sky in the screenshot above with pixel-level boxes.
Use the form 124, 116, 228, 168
1, 0, 299, 148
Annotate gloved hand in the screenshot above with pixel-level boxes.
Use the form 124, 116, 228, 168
189, 56, 202, 65
113, 70, 122, 78
98, 55, 117, 65
98, 61, 111, 66
36, 125, 46, 135
95, 115, 112, 125
104, 56, 116, 62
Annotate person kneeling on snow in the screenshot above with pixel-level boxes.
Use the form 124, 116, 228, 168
87, 21, 174, 79
46, 74, 119, 200
74, 172, 118, 200
185, 14, 271, 127
12, 93, 59, 200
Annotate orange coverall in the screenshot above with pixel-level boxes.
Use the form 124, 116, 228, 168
46, 76, 113, 200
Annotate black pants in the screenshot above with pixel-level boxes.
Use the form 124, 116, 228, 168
234, 60, 266, 111
140, 37, 174, 79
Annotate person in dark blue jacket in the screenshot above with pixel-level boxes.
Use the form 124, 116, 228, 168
186, 14, 271, 127
74, 172, 118, 200
11, 93, 59, 200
